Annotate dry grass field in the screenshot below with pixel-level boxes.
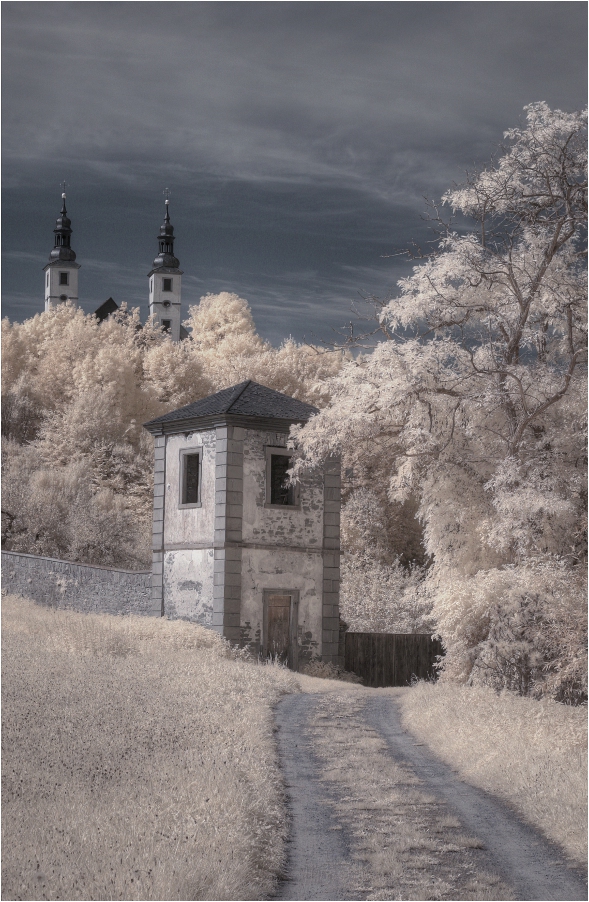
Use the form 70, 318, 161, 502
3, 594, 586, 901
398, 682, 588, 866
1, 595, 297, 901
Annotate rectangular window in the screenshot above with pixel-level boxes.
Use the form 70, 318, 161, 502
265, 448, 299, 507
150, 279, 153, 292
46, 273, 49, 287
162, 278, 173, 292
161, 319, 171, 332
59, 272, 69, 285
179, 449, 202, 508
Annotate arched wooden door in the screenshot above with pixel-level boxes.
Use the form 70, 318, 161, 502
263, 589, 299, 670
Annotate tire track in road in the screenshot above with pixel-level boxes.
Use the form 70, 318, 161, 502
273, 693, 363, 900
365, 695, 588, 902
273, 689, 588, 902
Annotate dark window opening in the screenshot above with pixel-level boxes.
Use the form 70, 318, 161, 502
161, 319, 171, 332
162, 278, 173, 292
270, 454, 295, 505
59, 272, 69, 285
182, 453, 200, 505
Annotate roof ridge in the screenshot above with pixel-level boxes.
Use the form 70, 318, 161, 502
225, 379, 252, 412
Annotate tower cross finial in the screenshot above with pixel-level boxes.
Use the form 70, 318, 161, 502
60, 180, 67, 197
163, 187, 171, 204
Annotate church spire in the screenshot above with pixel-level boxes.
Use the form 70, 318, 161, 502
49, 188, 77, 263
148, 191, 183, 342
152, 197, 180, 270
43, 185, 81, 311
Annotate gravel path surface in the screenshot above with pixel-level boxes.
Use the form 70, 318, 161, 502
365, 695, 588, 902
273, 693, 363, 900
273, 689, 588, 902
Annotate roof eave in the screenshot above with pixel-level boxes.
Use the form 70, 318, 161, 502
143, 412, 314, 436
43, 261, 82, 271
147, 267, 184, 277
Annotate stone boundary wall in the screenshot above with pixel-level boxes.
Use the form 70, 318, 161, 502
1, 551, 156, 617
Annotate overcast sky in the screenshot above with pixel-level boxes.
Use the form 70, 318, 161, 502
2, 2, 586, 344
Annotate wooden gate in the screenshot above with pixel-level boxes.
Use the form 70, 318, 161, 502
344, 632, 443, 688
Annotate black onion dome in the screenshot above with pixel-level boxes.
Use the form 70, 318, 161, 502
152, 249, 180, 268
159, 205, 174, 237
55, 212, 71, 229
152, 200, 180, 270
55, 202, 71, 230
48, 194, 77, 263
49, 245, 77, 262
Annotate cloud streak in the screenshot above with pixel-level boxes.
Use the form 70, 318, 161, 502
2, 2, 586, 340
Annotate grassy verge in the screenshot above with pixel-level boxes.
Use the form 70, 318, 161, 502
1, 595, 297, 901
398, 682, 588, 866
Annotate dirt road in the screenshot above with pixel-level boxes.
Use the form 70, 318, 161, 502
273, 690, 588, 902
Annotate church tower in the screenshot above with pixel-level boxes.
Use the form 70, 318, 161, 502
148, 196, 183, 342
43, 190, 80, 311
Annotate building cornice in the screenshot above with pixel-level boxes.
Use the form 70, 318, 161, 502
43, 261, 81, 271
148, 267, 184, 277
144, 412, 303, 437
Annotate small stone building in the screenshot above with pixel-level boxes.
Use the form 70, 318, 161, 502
143, 380, 341, 668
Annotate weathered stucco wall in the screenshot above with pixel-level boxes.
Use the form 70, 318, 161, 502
241, 429, 324, 548
150, 420, 340, 664
164, 430, 217, 548
162, 548, 215, 624
240, 547, 324, 664
1, 551, 154, 616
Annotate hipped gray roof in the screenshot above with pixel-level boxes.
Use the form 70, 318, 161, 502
143, 380, 318, 435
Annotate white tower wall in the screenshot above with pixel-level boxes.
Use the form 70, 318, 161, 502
44, 264, 80, 311
148, 271, 182, 342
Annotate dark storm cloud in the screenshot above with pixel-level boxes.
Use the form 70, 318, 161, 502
2, 2, 586, 341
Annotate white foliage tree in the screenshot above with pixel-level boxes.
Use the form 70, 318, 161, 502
2, 295, 343, 566
293, 104, 588, 700
185, 292, 343, 405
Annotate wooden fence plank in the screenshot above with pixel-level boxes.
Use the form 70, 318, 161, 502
344, 632, 443, 688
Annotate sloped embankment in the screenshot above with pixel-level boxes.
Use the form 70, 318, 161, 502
1, 595, 296, 901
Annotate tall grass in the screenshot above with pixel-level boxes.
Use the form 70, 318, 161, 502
398, 682, 588, 866
1, 595, 297, 901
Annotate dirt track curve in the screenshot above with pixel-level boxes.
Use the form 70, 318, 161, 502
272, 690, 588, 902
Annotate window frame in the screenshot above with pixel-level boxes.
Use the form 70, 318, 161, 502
161, 318, 172, 333
162, 277, 173, 292
264, 446, 300, 509
59, 271, 69, 286
178, 447, 203, 509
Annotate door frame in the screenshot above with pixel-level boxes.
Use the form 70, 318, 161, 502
262, 588, 300, 671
